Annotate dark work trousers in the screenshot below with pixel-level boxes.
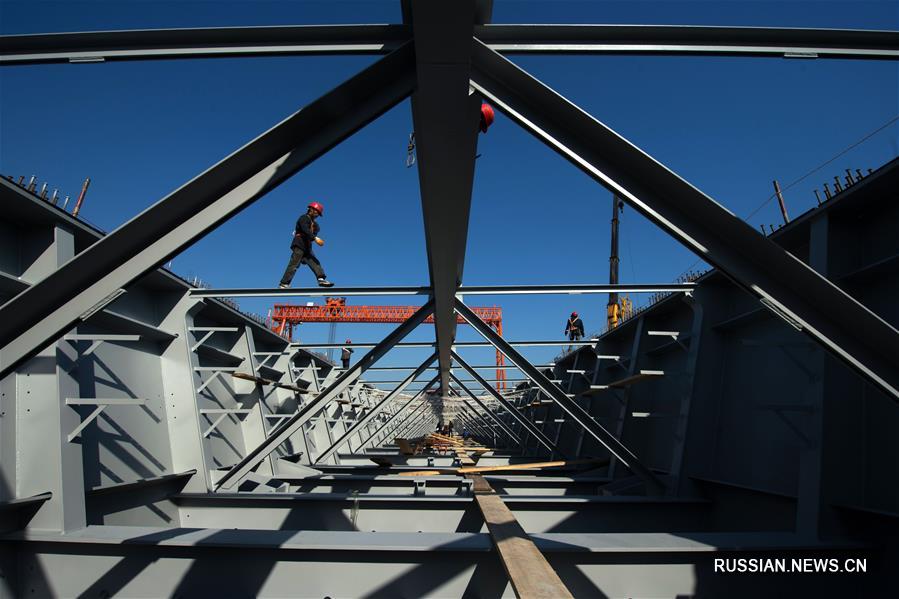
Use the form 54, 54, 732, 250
568, 331, 582, 342
341, 358, 350, 369
280, 246, 325, 286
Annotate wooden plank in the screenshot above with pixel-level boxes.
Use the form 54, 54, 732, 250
397, 457, 609, 476
457, 457, 608, 474
469, 475, 573, 599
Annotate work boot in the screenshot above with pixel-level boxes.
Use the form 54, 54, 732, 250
279, 283, 290, 289
317, 278, 334, 288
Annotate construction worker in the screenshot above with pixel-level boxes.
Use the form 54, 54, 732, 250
565, 312, 585, 342
341, 339, 354, 370
279, 201, 334, 288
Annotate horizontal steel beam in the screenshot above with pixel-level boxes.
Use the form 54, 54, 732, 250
291, 340, 596, 349
476, 24, 899, 59
457, 283, 695, 294
53, 281, 740, 298
469, 38, 899, 402
0, 42, 416, 379
3, 24, 895, 65
189, 286, 431, 297
0, 24, 410, 64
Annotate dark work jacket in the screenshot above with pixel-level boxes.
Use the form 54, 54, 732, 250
341, 347, 354, 360
291, 213, 320, 251
565, 317, 584, 336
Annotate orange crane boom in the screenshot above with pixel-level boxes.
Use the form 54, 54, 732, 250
270, 298, 506, 390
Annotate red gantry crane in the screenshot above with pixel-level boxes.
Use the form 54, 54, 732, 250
271, 297, 507, 390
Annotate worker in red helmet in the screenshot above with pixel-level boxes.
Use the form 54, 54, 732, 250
565, 311, 585, 345
479, 103, 495, 133
279, 201, 334, 288
341, 339, 354, 370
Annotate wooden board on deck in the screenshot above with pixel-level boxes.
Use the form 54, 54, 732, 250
397, 457, 609, 476
468, 474, 573, 599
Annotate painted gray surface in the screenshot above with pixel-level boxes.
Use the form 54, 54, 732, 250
1, 4, 897, 596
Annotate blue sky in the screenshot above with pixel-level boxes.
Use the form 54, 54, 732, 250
1, 0, 897, 389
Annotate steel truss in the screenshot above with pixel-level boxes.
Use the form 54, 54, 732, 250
0, 0, 896, 498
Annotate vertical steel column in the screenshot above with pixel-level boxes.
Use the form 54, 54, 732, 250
239, 325, 275, 476
161, 297, 211, 491
608, 317, 645, 479
10, 226, 87, 531
456, 299, 663, 493
215, 301, 434, 489
668, 297, 704, 496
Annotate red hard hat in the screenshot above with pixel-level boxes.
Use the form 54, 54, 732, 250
479, 103, 495, 133
346, 339, 351, 343
308, 201, 324, 216
571, 311, 578, 317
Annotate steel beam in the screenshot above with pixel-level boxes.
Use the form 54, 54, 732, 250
451, 351, 562, 457
291, 340, 596, 349
476, 24, 899, 59
189, 283, 693, 297
4, 24, 895, 65
358, 379, 438, 449
214, 301, 434, 490
455, 300, 663, 492
189, 286, 431, 298
410, 0, 485, 396
0, 25, 410, 64
469, 39, 899, 402
0, 42, 416, 379
450, 373, 522, 445
314, 353, 437, 463
458, 283, 695, 295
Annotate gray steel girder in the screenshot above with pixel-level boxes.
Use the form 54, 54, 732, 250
0, 43, 416, 379
214, 301, 435, 490
314, 353, 437, 463
409, 0, 486, 397
468, 39, 899, 402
